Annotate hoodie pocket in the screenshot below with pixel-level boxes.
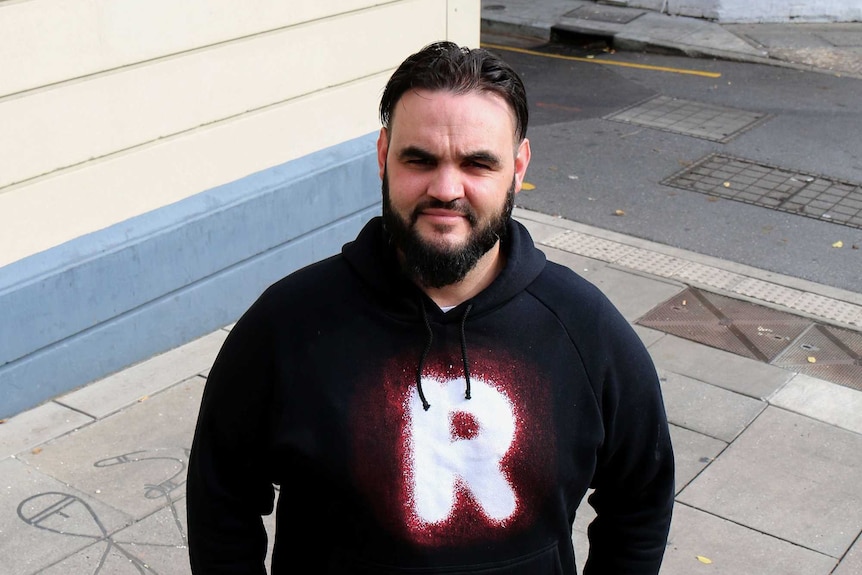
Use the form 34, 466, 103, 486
346, 541, 564, 574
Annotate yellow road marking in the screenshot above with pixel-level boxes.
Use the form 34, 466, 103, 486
482, 43, 722, 78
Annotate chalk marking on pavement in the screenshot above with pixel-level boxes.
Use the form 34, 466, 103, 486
482, 43, 723, 78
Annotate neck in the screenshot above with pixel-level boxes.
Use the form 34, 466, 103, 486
420, 242, 505, 308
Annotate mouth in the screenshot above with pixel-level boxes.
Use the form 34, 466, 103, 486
418, 208, 467, 222
412, 201, 476, 227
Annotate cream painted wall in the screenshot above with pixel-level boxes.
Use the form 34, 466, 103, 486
0, 0, 479, 268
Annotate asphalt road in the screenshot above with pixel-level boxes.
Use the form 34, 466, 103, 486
488, 42, 862, 294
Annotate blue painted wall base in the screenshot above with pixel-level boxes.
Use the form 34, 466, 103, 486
0, 133, 381, 419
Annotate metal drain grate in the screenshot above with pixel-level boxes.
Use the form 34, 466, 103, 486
604, 95, 770, 142
663, 154, 862, 229
638, 287, 812, 363
773, 325, 862, 391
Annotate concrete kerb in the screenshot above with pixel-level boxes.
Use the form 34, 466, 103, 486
514, 208, 862, 319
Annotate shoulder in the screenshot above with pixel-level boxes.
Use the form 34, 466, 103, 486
526, 262, 651, 377
527, 261, 615, 323
263, 253, 351, 300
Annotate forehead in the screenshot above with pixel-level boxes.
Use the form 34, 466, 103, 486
388, 89, 518, 145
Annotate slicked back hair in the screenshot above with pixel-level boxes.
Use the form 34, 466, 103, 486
379, 41, 528, 142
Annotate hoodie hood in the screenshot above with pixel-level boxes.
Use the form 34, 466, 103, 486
341, 216, 547, 323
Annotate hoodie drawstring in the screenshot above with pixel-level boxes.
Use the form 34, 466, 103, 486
417, 299, 434, 411
460, 303, 473, 400
416, 299, 474, 411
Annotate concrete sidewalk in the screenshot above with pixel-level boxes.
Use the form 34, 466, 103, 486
3, 5, 862, 573
2, 208, 861, 574
480, 0, 862, 79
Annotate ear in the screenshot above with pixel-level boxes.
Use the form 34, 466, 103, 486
376, 127, 389, 180
512, 138, 532, 194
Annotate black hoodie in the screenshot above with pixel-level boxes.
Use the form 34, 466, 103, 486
188, 216, 674, 574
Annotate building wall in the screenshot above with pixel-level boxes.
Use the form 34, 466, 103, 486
715, 0, 862, 22
622, 0, 861, 22
0, 0, 480, 418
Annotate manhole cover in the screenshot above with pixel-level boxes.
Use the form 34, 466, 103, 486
604, 95, 770, 142
638, 287, 812, 362
663, 154, 862, 229
774, 324, 862, 391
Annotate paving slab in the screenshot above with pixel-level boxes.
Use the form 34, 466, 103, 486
677, 406, 862, 557
572, 489, 597, 573
514, 215, 567, 244
0, 401, 94, 460
57, 330, 225, 419
660, 369, 766, 442
572, 493, 595, 575
616, 12, 768, 59
95, 502, 191, 575
585, 266, 684, 321
667, 424, 726, 493
632, 324, 666, 348
723, 23, 862, 78
646, 333, 794, 399
834, 535, 862, 575
661, 503, 838, 574
0, 457, 134, 575
770, 372, 862, 435
17, 378, 204, 521
36, 541, 165, 574
63, 493, 276, 575
540, 245, 608, 281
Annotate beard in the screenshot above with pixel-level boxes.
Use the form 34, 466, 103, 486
382, 169, 514, 289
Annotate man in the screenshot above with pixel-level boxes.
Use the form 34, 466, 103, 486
188, 41, 674, 574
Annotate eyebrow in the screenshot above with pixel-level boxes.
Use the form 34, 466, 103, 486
396, 145, 503, 168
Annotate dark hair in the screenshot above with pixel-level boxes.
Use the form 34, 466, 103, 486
379, 41, 528, 141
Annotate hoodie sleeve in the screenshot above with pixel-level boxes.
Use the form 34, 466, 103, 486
582, 295, 674, 575
187, 297, 276, 574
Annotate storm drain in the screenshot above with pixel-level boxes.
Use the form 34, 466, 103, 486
603, 95, 770, 142
663, 153, 862, 229
639, 287, 862, 390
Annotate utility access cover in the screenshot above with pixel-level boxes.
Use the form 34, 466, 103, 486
774, 324, 862, 391
639, 287, 862, 391
638, 287, 811, 363
663, 154, 862, 229
604, 95, 769, 142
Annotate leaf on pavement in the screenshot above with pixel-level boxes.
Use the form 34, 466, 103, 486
521, 182, 536, 190
832, 240, 843, 248
696, 555, 713, 564
613, 209, 626, 216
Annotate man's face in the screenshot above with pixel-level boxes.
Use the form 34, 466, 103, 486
377, 89, 531, 287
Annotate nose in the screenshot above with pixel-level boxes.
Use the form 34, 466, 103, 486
427, 166, 464, 203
